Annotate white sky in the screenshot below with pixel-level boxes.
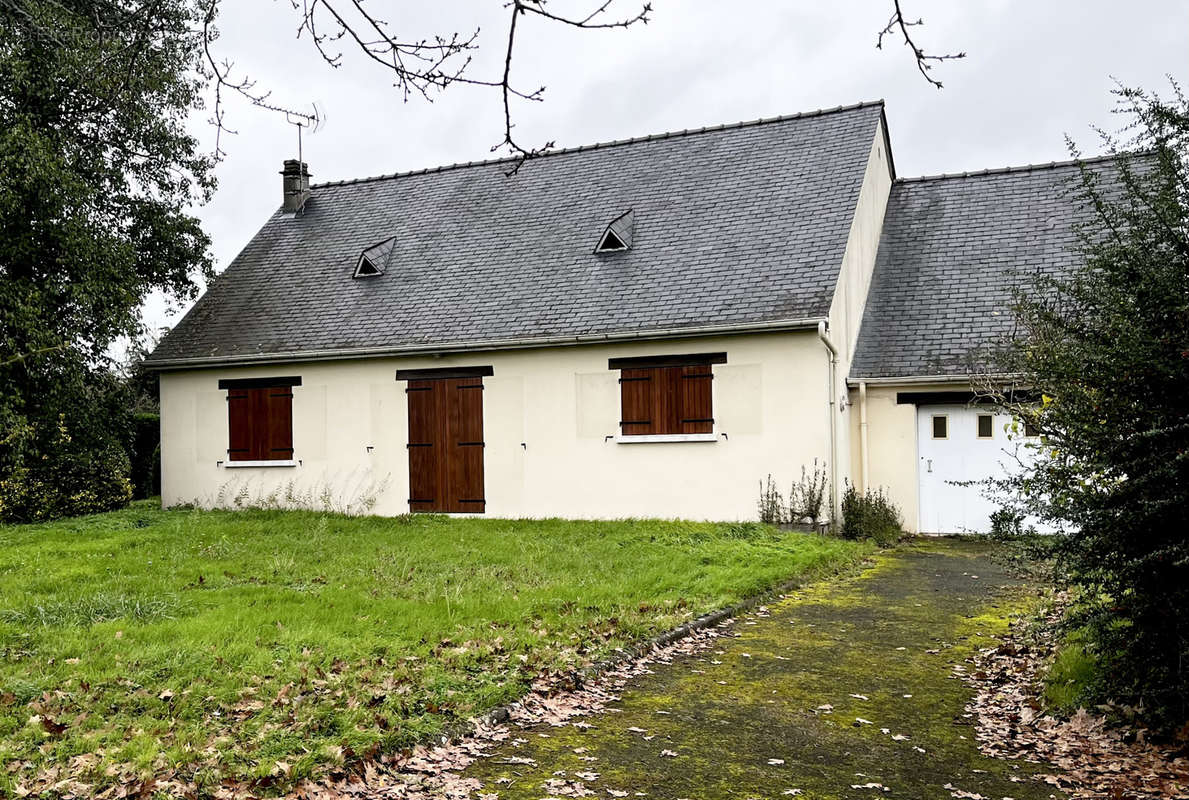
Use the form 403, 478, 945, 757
140, 0, 1188, 338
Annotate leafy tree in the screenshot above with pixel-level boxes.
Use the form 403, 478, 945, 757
989, 85, 1189, 728
0, 0, 213, 520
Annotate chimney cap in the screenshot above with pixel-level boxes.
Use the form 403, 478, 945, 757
281, 160, 312, 214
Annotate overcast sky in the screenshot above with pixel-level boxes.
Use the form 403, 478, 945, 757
141, 0, 1187, 337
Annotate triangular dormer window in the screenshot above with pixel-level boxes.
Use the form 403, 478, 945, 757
597, 229, 627, 252
595, 209, 634, 253
353, 236, 396, 278
354, 256, 381, 277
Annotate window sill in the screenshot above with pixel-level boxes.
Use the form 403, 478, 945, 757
223, 460, 298, 468
614, 434, 718, 444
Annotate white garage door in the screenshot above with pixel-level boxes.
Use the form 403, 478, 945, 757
917, 404, 1032, 534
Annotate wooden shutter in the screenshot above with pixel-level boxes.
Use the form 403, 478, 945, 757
619, 368, 655, 434
656, 367, 682, 434
617, 363, 715, 436
448, 378, 485, 512
406, 379, 441, 511
404, 376, 486, 513
679, 366, 714, 433
223, 379, 299, 461
265, 388, 294, 458
227, 390, 255, 460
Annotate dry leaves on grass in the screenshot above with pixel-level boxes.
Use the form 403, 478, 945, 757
962, 602, 1189, 799
6, 620, 733, 800
283, 620, 736, 800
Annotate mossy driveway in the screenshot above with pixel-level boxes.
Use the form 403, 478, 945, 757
457, 538, 1058, 799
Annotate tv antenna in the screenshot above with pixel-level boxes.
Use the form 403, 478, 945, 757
284, 102, 325, 165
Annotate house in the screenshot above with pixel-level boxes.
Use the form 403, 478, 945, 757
144, 100, 1108, 532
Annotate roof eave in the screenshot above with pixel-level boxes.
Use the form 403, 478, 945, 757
846, 372, 1024, 387
144, 317, 828, 372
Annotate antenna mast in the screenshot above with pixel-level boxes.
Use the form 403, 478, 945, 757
283, 102, 325, 164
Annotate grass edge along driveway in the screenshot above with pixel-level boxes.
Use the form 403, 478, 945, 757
0, 502, 872, 797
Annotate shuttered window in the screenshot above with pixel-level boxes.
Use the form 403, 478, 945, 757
611, 353, 725, 436
219, 378, 299, 461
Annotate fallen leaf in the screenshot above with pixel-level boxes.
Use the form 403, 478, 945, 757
39, 716, 67, 736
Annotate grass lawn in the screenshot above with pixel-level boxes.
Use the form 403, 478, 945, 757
0, 501, 870, 797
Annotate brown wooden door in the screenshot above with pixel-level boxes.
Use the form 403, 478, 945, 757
405, 377, 485, 513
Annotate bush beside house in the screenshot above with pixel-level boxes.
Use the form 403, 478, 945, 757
839, 483, 905, 546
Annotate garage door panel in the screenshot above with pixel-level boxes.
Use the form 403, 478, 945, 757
917, 405, 1030, 534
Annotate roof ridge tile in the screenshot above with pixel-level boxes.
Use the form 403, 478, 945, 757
310, 100, 885, 189
898, 152, 1120, 184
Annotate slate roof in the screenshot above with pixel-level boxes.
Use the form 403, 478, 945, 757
147, 102, 887, 367
849, 158, 1115, 380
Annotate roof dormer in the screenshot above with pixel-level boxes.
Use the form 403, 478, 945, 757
595, 209, 635, 253
353, 236, 396, 278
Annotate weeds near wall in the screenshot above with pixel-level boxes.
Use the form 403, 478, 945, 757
757, 461, 831, 526
202, 468, 392, 515
758, 474, 785, 524
789, 460, 829, 524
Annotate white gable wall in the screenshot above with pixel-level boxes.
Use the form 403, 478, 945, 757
159, 331, 832, 521
829, 117, 894, 371
823, 119, 894, 513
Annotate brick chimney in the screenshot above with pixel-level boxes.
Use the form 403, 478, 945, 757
281, 159, 311, 214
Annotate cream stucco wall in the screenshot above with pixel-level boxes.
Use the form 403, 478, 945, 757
160, 332, 835, 521
847, 381, 974, 533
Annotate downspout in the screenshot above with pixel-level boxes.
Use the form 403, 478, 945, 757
859, 381, 869, 493
817, 321, 840, 524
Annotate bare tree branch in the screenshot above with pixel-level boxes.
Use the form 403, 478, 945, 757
199, 0, 650, 169
201, 0, 290, 160
876, 0, 964, 89
198, 0, 957, 171
493, 0, 652, 170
